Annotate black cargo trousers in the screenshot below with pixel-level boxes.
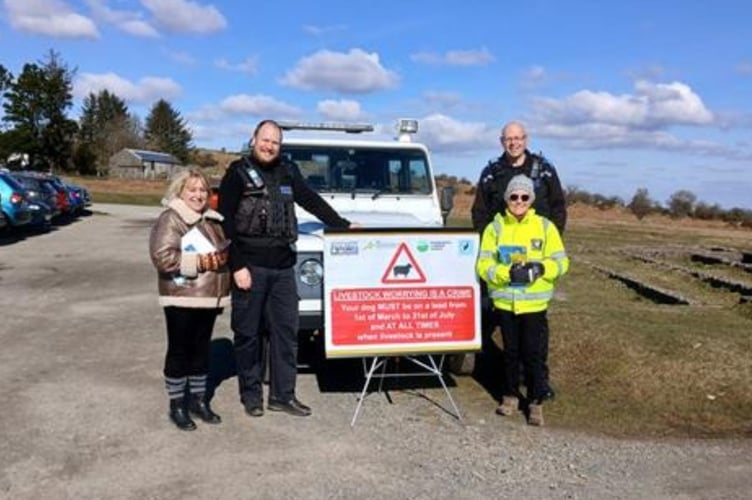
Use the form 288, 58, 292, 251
231, 265, 299, 407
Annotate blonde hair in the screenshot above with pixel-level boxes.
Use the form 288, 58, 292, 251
163, 168, 211, 205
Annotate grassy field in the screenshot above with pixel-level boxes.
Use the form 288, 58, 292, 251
74, 175, 752, 438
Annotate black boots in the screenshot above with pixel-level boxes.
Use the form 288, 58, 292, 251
188, 393, 222, 424
169, 398, 197, 431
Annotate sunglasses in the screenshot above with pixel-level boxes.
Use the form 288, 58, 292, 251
509, 194, 530, 202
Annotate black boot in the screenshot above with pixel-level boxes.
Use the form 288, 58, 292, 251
169, 398, 197, 431
188, 393, 222, 424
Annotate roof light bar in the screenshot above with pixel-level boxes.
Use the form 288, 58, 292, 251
277, 121, 374, 134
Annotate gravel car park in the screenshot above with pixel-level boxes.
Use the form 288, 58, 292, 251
0, 203, 750, 500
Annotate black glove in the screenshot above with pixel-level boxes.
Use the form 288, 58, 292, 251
526, 262, 545, 280
509, 263, 534, 284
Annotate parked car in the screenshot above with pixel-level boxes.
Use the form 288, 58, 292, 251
0, 194, 8, 230
63, 181, 91, 214
26, 198, 54, 229
11, 172, 62, 219
0, 171, 32, 228
42, 176, 71, 215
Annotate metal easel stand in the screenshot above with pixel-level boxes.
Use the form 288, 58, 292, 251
350, 354, 462, 427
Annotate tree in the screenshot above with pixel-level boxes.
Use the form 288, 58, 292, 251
190, 150, 218, 168
667, 190, 697, 219
0, 64, 11, 109
2, 50, 78, 171
144, 99, 192, 163
628, 188, 654, 220
78, 89, 143, 175
694, 201, 723, 221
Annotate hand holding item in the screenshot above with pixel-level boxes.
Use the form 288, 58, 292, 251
509, 263, 534, 284
197, 250, 228, 272
526, 262, 545, 280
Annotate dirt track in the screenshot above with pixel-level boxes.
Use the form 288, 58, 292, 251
0, 204, 750, 500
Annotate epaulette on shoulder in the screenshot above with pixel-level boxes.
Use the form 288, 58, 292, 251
534, 151, 556, 172
482, 157, 501, 173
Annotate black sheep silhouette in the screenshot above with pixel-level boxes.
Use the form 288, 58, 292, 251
393, 262, 412, 277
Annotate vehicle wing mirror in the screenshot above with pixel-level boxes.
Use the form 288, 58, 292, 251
440, 186, 455, 225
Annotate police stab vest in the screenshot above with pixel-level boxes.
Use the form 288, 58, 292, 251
235, 157, 298, 245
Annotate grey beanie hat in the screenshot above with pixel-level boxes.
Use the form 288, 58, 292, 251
504, 174, 536, 202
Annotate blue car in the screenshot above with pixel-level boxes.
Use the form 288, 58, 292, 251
12, 173, 62, 220
0, 196, 8, 230
0, 171, 32, 228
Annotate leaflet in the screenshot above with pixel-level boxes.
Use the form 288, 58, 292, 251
181, 227, 216, 253
497, 245, 527, 265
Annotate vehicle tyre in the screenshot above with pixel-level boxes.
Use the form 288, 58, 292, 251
448, 352, 475, 376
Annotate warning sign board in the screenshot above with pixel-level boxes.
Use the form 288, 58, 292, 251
323, 229, 481, 358
381, 242, 426, 284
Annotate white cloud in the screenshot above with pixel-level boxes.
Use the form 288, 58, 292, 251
415, 114, 497, 153
411, 47, 494, 66
162, 48, 196, 65
86, 0, 158, 37
219, 94, 301, 118
317, 99, 363, 121
140, 0, 226, 34
520, 65, 547, 87
215, 56, 258, 75
281, 49, 399, 94
303, 23, 346, 36
735, 61, 752, 75
532, 80, 713, 129
5, 0, 99, 38
528, 80, 734, 158
74, 72, 181, 103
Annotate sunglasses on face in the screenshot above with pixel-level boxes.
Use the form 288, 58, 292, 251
509, 194, 530, 202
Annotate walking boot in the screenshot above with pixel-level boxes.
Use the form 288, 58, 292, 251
188, 393, 222, 424
495, 396, 519, 416
528, 403, 544, 426
169, 398, 197, 431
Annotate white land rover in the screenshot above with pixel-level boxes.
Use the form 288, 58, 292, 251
278, 119, 457, 359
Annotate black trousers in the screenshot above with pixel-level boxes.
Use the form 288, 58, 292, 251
496, 309, 548, 402
232, 266, 299, 406
163, 306, 219, 379
482, 285, 551, 392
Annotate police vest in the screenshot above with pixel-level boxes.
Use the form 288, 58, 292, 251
235, 157, 298, 245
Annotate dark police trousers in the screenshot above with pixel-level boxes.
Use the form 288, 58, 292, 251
232, 265, 299, 406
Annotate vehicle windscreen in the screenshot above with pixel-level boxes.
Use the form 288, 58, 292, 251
281, 145, 432, 195
0, 172, 25, 191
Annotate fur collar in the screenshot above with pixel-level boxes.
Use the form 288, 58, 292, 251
167, 198, 224, 224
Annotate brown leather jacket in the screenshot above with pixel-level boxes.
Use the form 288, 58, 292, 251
149, 198, 230, 308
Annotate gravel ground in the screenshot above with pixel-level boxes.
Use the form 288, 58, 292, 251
0, 203, 749, 500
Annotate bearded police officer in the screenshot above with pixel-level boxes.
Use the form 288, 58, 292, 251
471, 120, 567, 400
219, 119, 353, 418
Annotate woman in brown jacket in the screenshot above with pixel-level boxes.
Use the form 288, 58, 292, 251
149, 168, 230, 431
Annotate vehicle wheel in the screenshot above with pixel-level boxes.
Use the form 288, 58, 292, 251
297, 329, 324, 369
448, 352, 475, 376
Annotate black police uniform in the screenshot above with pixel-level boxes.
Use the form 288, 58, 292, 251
218, 155, 350, 410
471, 150, 567, 398
471, 150, 567, 234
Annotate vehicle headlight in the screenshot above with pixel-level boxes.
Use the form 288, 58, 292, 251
298, 258, 323, 286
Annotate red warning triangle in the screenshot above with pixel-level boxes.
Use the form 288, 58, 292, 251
381, 242, 427, 284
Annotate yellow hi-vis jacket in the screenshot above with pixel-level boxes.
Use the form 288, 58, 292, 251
476, 208, 569, 314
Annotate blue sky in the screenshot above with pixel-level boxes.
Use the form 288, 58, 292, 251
1, 0, 751, 209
